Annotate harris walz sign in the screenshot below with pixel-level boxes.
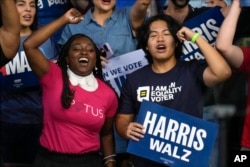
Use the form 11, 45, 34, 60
127, 100, 218, 167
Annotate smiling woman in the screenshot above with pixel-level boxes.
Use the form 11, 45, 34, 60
23, 8, 118, 167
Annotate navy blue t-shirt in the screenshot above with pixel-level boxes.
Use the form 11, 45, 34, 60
118, 60, 207, 118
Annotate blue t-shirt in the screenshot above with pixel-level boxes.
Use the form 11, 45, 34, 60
116, 0, 167, 10
116, 0, 135, 8
118, 60, 207, 118
0, 36, 56, 124
58, 6, 137, 57
37, 0, 70, 43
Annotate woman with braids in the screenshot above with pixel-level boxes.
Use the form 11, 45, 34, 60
24, 8, 118, 167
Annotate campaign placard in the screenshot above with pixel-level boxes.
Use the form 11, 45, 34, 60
127, 100, 218, 167
240, 0, 250, 6
0, 37, 55, 90
102, 49, 148, 96
181, 7, 224, 61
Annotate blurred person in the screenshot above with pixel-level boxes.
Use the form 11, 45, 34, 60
216, 0, 250, 151
161, 0, 229, 24
0, 0, 57, 167
0, 0, 20, 67
23, 8, 118, 167
115, 14, 231, 167
70, 0, 92, 14
58, 0, 152, 61
204, 0, 227, 7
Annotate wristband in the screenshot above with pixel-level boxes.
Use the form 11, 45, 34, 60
103, 154, 116, 160
191, 33, 200, 43
104, 159, 116, 166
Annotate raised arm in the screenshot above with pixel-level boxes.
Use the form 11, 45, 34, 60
0, 0, 20, 60
130, 0, 152, 36
23, 8, 82, 78
216, 0, 243, 69
178, 27, 231, 87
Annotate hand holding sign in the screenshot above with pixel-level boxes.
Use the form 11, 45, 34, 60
127, 101, 219, 167
127, 122, 145, 142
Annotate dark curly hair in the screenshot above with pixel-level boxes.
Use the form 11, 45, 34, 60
57, 33, 103, 109
136, 14, 183, 64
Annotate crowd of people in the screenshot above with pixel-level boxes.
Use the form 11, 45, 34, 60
0, 0, 249, 167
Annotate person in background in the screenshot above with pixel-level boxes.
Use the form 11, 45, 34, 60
23, 8, 118, 167
161, 0, 228, 24
204, 0, 227, 7
115, 13, 231, 167
0, 0, 20, 67
0, 0, 57, 167
216, 0, 250, 151
58, 0, 152, 61
70, 0, 93, 14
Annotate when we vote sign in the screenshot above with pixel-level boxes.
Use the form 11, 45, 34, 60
241, 0, 250, 6
127, 101, 218, 167
102, 49, 148, 96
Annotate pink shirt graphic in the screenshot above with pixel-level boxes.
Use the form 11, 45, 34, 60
39, 62, 118, 153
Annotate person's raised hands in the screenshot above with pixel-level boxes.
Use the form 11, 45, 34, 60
177, 26, 197, 43
64, 8, 83, 24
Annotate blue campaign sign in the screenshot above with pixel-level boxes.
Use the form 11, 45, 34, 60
0, 51, 40, 89
181, 7, 224, 61
240, 0, 250, 6
127, 100, 218, 167
0, 36, 56, 90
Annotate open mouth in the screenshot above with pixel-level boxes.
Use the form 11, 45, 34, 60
102, 0, 111, 4
23, 14, 32, 21
78, 57, 89, 65
156, 44, 166, 52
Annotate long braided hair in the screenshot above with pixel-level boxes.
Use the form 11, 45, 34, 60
57, 34, 103, 109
